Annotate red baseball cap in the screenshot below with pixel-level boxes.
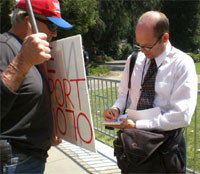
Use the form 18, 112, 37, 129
16, 0, 72, 29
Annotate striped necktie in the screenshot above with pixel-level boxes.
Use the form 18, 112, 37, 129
137, 59, 158, 110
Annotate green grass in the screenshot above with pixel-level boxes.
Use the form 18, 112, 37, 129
195, 62, 200, 74
90, 86, 200, 172
185, 94, 200, 171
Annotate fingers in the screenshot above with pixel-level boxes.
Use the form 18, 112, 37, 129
105, 124, 121, 129
103, 109, 115, 121
105, 119, 136, 130
120, 118, 127, 122
39, 41, 51, 58
110, 109, 118, 120
51, 135, 62, 146
17, 33, 52, 73
36, 32, 48, 40
26, 33, 51, 60
103, 107, 119, 121
120, 119, 136, 128
104, 119, 135, 130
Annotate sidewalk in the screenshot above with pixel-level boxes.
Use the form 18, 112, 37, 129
45, 140, 120, 174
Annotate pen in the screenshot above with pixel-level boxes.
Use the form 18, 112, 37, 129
106, 104, 113, 116
105, 104, 114, 130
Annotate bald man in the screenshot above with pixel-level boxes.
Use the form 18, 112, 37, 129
104, 11, 197, 173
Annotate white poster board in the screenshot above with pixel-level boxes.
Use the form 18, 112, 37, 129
41, 35, 96, 152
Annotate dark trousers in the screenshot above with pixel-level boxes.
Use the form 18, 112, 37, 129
0, 140, 45, 174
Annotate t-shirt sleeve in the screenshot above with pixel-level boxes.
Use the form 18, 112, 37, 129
0, 40, 18, 119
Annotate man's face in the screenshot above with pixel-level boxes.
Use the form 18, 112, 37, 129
135, 27, 163, 59
35, 16, 57, 42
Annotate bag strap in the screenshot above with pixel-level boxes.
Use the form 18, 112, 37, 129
123, 52, 138, 114
128, 52, 138, 89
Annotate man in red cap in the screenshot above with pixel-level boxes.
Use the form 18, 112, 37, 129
0, 0, 72, 173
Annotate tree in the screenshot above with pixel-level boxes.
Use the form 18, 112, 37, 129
83, 0, 136, 61
58, 0, 98, 40
0, 0, 15, 33
84, 0, 163, 61
161, 0, 200, 52
85, 0, 200, 60
1, 0, 199, 59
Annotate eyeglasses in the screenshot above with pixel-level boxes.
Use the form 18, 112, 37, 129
137, 34, 163, 51
35, 17, 57, 32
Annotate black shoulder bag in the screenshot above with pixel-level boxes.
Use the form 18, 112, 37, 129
113, 52, 184, 173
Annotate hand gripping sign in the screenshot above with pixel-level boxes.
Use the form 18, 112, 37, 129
24, 0, 96, 152
41, 35, 96, 152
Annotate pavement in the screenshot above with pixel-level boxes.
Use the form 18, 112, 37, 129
45, 140, 120, 174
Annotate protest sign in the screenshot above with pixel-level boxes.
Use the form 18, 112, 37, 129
41, 35, 96, 152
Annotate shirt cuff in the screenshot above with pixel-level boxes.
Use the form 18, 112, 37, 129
136, 120, 153, 129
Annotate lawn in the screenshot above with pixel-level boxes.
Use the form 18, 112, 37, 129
196, 62, 200, 74
185, 92, 200, 172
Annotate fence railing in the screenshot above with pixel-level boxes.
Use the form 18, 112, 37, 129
87, 76, 200, 174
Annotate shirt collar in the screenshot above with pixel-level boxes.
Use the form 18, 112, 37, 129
7, 32, 23, 44
154, 41, 172, 67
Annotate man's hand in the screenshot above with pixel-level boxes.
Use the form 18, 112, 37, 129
51, 134, 62, 146
103, 107, 119, 122
103, 107, 136, 129
105, 118, 136, 129
15, 32, 51, 73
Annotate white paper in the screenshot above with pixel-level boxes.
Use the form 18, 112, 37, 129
103, 114, 128, 125
127, 107, 161, 122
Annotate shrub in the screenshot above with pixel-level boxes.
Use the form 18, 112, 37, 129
188, 53, 200, 63
88, 62, 109, 76
118, 43, 133, 60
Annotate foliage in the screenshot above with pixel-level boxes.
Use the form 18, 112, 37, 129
84, 0, 131, 60
88, 62, 109, 76
57, 0, 98, 40
1, 0, 200, 63
84, 0, 163, 61
161, 0, 200, 52
118, 41, 133, 60
0, 0, 15, 33
188, 53, 200, 63
103, 54, 113, 62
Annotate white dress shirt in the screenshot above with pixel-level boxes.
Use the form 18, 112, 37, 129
113, 41, 198, 131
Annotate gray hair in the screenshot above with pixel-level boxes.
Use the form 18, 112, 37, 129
10, 8, 27, 25
10, 8, 45, 25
